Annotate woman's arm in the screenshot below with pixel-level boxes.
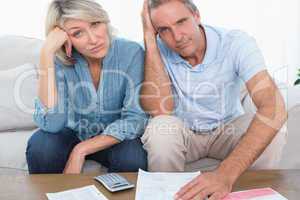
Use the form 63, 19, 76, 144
63, 135, 119, 174
38, 27, 70, 108
34, 27, 71, 133
38, 49, 57, 108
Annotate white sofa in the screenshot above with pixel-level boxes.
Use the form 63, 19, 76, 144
0, 35, 299, 175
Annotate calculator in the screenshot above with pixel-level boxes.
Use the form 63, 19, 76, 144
94, 173, 135, 192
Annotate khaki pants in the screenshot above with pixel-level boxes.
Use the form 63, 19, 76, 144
141, 115, 287, 172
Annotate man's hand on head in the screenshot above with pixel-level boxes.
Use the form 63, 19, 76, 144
141, 0, 157, 38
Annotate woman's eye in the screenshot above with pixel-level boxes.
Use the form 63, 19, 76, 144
158, 28, 168, 34
72, 31, 82, 38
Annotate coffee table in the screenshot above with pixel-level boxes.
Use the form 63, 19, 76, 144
0, 170, 299, 200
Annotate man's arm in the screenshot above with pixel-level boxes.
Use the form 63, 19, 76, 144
217, 70, 287, 181
175, 70, 287, 200
140, 0, 174, 116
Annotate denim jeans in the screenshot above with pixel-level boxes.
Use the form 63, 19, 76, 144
26, 128, 147, 174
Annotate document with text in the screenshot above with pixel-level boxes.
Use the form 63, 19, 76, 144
135, 169, 200, 200
46, 185, 108, 200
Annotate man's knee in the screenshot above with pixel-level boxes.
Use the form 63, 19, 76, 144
142, 115, 186, 150
145, 115, 185, 130
141, 115, 188, 171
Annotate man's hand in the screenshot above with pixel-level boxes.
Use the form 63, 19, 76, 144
141, 0, 157, 37
174, 171, 233, 200
63, 144, 86, 174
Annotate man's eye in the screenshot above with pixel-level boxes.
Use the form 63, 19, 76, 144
177, 19, 186, 25
91, 21, 101, 27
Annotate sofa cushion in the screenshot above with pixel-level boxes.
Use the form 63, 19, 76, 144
0, 167, 27, 175
0, 63, 38, 131
0, 36, 42, 70
0, 129, 36, 170
279, 104, 300, 169
0, 35, 42, 131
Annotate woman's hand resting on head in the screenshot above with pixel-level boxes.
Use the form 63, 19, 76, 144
42, 27, 72, 58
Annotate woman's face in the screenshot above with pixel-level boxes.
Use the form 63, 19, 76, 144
64, 19, 110, 61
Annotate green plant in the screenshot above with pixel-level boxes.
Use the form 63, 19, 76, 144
294, 69, 300, 85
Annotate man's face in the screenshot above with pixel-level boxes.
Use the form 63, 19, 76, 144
150, 1, 201, 58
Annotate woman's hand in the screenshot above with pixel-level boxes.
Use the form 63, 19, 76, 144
63, 135, 119, 174
42, 27, 72, 57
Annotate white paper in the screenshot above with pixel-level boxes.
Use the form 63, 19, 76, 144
135, 169, 200, 200
46, 185, 108, 200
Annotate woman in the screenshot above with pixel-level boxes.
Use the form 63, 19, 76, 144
26, 0, 148, 174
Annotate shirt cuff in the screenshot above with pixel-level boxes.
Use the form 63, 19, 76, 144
34, 97, 60, 115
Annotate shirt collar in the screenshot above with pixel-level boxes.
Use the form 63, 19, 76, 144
201, 25, 220, 65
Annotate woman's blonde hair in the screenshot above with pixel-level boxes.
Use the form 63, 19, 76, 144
45, 0, 114, 65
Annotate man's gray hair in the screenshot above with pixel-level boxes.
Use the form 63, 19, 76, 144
148, 0, 199, 13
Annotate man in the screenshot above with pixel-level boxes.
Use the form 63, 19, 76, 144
140, 0, 287, 199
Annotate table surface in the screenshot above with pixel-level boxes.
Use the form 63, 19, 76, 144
0, 170, 299, 200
